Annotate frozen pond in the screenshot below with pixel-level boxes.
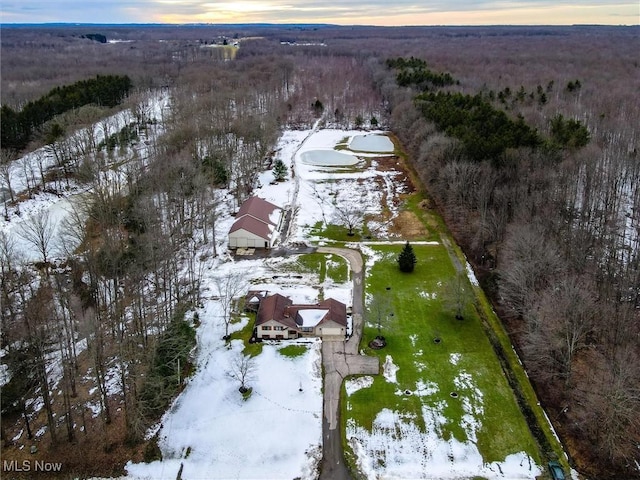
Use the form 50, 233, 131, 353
349, 134, 395, 153
300, 149, 359, 166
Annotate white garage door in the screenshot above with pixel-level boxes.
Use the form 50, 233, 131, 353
320, 327, 343, 336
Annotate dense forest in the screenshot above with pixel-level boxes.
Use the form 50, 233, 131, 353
1, 74, 132, 151
1, 24, 638, 479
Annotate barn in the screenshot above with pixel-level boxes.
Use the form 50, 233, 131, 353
228, 197, 283, 249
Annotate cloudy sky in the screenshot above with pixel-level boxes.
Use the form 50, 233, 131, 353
1, 0, 638, 25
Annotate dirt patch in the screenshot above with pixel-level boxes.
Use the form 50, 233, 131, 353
363, 154, 429, 239
369, 155, 401, 172
389, 210, 428, 238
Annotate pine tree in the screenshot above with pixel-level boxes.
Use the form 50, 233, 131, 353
398, 241, 417, 272
272, 159, 288, 182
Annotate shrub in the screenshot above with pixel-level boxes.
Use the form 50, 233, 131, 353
272, 159, 288, 181
143, 435, 163, 463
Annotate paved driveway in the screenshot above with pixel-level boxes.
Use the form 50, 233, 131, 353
317, 247, 379, 480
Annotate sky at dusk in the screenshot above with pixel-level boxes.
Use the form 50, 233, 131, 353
0, 0, 638, 25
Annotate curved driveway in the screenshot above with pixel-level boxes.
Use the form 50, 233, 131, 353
316, 247, 379, 480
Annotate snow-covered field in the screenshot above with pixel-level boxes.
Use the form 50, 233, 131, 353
127, 305, 323, 480
123, 249, 350, 479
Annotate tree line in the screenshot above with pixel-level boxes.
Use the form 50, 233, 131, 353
387, 59, 590, 162
2, 36, 366, 474
1, 74, 132, 151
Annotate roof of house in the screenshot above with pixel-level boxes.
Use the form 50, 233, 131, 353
236, 197, 281, 226
292, 298, 348, 328
318, 298, 348, 327
245, 290, 268, 304
255, 293, 298, 330
229, 215, 275, 239
295, 309, 329, 328
229, 196, 282, 241
255, 294, 347, 331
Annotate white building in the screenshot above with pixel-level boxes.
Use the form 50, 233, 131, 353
228, 197, 282, 249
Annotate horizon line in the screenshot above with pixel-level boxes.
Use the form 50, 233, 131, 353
1, 22, 638, 28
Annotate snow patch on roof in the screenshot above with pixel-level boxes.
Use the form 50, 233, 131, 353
298, 308, 328, 327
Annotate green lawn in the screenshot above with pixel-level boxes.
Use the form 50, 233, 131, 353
309, 221, 368, 242
277, 344, 308, 358
292, 253, 349, 283
345, 244, 542, 465
229, 313, 263, 357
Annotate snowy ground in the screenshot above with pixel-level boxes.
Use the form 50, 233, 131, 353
345, 369, 541, 480
0, 90, 170, 262
124, 250, 350, 480
123, 128, 406, 480
127, 306, 324, 480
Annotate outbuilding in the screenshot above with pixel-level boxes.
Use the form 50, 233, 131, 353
228, 197, 282, 249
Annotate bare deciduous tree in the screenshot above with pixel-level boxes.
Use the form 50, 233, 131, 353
332, 188, 366, 236
17, 210, 57, 265
366, 292, 392, 335
443, 271, 472, 321
227, 352, 256, 394
214, 271, 249, 342
0, 153, 16, 205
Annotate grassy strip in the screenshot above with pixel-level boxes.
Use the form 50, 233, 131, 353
229, 313, 263, 357
309, 221, 373, 242
447, 240, 569, 469
412, 189, 567, 467
292, 253, 349, 283
343, 244, 541, 470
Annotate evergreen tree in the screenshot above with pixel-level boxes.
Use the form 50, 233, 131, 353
398, 241, 417, 272
272, 159, 288, 182
312, 99, 324, 115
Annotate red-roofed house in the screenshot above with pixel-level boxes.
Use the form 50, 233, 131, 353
228, 197, 283, 249
254, 293, 348, 340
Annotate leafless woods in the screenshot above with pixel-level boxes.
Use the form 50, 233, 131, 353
1, 24, 638, 478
